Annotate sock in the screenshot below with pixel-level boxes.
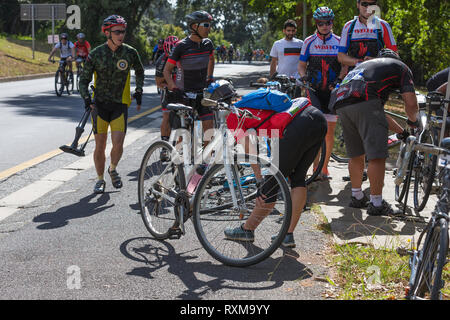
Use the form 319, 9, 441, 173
110, 164, 117, 172
352, 188, 364, 200
161, 136, 169, 142
370, 195, 383, 207
98, 175, 104, 181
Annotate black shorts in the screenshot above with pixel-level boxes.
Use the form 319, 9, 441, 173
306, 88, 331, 114
91, 101, 128, 134
165, 90, 213, 128
261, 106, 327, 202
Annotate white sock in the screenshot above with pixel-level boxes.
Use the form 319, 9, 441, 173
370, 195, 383, 207
352, 188, 364, 200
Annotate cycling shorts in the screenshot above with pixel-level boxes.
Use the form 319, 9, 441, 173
306, 88, 332, 115
91, 101, 128, 134
260, 106, 327, 202
164, 90, 213, 122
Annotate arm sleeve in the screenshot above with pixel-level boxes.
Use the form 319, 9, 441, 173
167, 43, 182, 65
399, 66, 415, 94
132, 49, 145, 92
381, 21, 398, 51
299, 37, 311, 62
338, 22, 351, 53
79, 53, 94, 100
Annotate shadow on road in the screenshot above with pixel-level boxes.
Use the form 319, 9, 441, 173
120, 237, 312, 299
33, 192, 115, 229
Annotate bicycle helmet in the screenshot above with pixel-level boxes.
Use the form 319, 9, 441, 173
163, 36, 179, 55
377, 48, 401, 60
313, 7, 335, 21
102, 15, 127, 33
185, 11, 213, 28
60, 33, 68, 39
76, 33, 85, 39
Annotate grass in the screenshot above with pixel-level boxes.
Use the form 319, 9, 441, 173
311, 203, 450, 300
0, 35, 56, 78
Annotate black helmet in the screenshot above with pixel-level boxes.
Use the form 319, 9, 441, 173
377, 48, 401, 60
60, 33, 68, 39
185, 11, 213, 28
204, 79, 236, 102
102, 15, 127, 33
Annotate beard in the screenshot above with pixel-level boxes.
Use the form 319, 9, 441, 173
285, 34, 294, 40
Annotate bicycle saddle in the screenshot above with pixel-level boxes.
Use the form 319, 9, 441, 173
166, 103, 193, 112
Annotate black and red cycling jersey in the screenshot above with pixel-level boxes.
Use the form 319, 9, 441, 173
167, 37, 214, 92
329, 57, 415, 110
155, 53, 177, 81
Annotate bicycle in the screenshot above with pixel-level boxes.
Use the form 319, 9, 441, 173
396, 137, 450, 300
52, 58, 74, 96
249, 74, 326, 184
137, 94, 292, 267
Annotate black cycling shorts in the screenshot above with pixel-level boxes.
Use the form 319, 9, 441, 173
260, 106, 327, 203
166, 90, 213, 129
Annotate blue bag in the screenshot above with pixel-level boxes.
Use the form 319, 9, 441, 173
234, 88, 292, 112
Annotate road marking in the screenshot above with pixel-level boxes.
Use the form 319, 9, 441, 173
0, 105, 161, 181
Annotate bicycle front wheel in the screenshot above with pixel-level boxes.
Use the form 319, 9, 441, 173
55, 70, 64, 96
192, 154, 292, 267
410, 218, 448, 300
66, 71, 74, 95
395, 149, 415, 203
138, 140, 185, 240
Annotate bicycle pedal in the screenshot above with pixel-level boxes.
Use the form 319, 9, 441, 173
168, 228, 183, 240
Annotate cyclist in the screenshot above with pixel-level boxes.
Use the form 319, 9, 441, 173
227, 44, 234, 63
152, 39, 164, 64
269, 19, 303, 79
48, 33, 76, 73
155, 35, 179, 156
224, 97, 327, 247
163, 11, 215, 140
74, 32, 91, 70
298, 7, 348, 180
328, 48, 419, 216
427, 67, 449, 95
338, 0, 397, 71
79, 15, 145, 194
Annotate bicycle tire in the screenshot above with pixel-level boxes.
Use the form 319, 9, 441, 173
413, 153, 437, 212
410, 218, 449, 299
306, 140, 326, 185
66, 70, 74, 95
138, 140, 186, 240
395, 150, 415, 203
192, 154, 292, 267
55, 70, 64, 96
76, 69, 81, 93
331, 119, 349, 163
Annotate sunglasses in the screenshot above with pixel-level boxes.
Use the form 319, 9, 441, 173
198, 22, 211, 28
110, 29, 126, 35
317, 21, 332, 27
360, 1, 377, 7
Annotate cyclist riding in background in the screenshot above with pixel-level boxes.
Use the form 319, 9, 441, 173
298, 7, 348, 180
269, 19, 303, 78
74, 32, 91, 70
227, 44, 234, 63
48, 33, 76, 72
152, 39, 164, 64
328, 49, 419, 216
79, 14, 145, 194
155, 35, 179, 154
163, 10, 215, 137
338, 0, 397, 71
225, 97, 327, 248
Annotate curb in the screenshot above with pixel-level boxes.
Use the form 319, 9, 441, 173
0, 72, 54, 83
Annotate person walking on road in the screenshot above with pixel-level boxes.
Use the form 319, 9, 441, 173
79, 15, 145, 194
328, 49, 419, 216
269, 19, 303, 79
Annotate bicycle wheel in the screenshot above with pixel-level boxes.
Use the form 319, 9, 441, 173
66, 71, 74, 95
76, 69, 81, 92
192, 154, 292, 267
330, 118, 349, 163
55, 70, 64, 96
138, 140, 186, 240
395, 148, 415, 203
410, 218, 449, 300
305, 140, 326, 185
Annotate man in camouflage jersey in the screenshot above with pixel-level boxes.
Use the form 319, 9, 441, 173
79, 15, 144, 194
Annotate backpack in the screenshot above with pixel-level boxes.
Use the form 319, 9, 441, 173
234, 88, 292, 112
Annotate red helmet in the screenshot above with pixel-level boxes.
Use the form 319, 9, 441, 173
102, 15, 127, 33
163, 36, 179, 55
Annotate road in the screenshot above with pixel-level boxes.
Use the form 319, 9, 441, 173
0, 62, 331, 302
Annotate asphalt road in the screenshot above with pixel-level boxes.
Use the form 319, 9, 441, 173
0, 62, 331, 302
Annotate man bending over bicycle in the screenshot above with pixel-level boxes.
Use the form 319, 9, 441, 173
48, 33, 76, 72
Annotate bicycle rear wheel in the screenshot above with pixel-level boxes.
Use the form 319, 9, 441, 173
55, 70, 64, 96
395, 149, 415, 203
410, 218, 448, 300
331, 118, 349, 163
138, 140, 185, 240
192, 154, 292, 267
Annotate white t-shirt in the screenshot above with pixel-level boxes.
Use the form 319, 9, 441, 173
55, 41, 75, 58
270, 38, 303, 78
